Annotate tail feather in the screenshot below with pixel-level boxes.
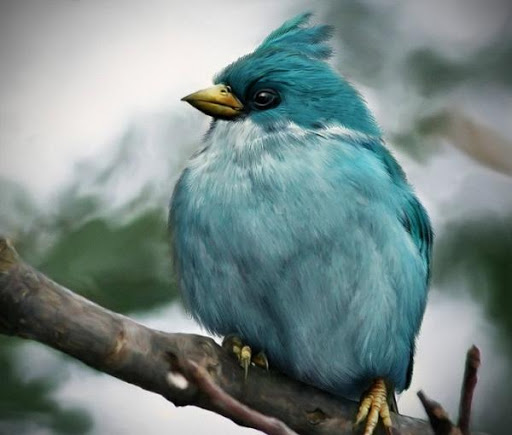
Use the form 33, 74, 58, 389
389, 392, 399, 414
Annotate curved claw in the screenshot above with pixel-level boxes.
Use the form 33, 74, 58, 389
252, 351, 269, 371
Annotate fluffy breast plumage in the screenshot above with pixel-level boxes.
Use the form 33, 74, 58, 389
169, 121, 429, 399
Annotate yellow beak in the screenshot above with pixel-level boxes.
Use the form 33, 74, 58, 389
181, 84, 244, 119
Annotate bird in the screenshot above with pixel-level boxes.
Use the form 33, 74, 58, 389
169, 13, 432, 435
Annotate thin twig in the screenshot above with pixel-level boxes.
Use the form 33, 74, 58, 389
457, 346, 480, 435
418, 345, 482, 435
417, 390, 459, 435
182, 359, 298, 435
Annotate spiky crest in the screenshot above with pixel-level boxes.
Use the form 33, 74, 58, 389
256, 12, 334, 60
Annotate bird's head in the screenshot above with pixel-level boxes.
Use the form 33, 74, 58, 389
182, 13, 380, 137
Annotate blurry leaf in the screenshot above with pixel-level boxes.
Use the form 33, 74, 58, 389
405, 41, 512, 97
415, 112, 451, 137
491, 44, 512, 85
0, 177, 39, 236
51, 407, 93, 434
390, 112, 448, 159
38, 208, 177, 314
434, 215, 512, 346
404, 49, 468, 96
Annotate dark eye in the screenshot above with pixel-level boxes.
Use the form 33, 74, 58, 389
252, 89, 280, 110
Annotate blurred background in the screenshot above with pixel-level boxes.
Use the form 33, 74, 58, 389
1, 0, 511, 434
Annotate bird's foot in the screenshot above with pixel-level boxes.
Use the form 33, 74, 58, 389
354, 378, 393, 435
222, 335, 269, 379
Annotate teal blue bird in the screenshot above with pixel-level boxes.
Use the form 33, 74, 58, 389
170, 13, 432, 434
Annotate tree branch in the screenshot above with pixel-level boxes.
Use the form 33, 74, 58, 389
0, 237, 474, 434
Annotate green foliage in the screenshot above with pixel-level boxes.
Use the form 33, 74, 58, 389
404, 49, 468, 97
405, 42, 512, 97
390, 113, 448, 160
38, 208, 177, 313
434, 215, 512, 347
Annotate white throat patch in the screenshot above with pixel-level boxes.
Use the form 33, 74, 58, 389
187, 119, 377, 176
205, 119, 374, 151
206, 119, 267, 153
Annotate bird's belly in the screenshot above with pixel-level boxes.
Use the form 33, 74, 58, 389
174, 191, 426, 398
171, 148, 428, 398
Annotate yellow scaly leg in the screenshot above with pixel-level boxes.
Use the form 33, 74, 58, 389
355, 378, 393, 435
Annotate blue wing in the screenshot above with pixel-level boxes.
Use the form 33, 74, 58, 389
356, 138, 433, 392
356, 137, 433, 280
399, 195, 433, 280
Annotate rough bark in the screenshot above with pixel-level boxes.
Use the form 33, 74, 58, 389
0, 237, 473, 434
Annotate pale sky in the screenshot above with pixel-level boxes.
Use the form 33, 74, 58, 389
0, 0, 307, 198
